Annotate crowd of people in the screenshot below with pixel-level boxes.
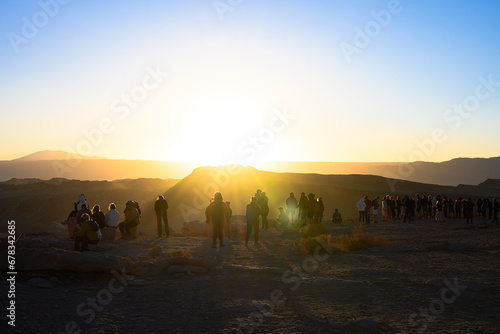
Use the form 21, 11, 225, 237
65, 194, 155, 251
355, 194, 499, 225
65, 190, 499, 252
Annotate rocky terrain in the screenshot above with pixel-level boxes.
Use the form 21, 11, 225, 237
1, 217, 499, 333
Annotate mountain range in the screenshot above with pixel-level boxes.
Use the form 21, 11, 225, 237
2, 151, 500, 186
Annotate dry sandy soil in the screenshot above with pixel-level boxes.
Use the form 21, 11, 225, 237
2, 217, 500, 334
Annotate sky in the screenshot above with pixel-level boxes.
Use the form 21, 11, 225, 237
1, 0, 499, 166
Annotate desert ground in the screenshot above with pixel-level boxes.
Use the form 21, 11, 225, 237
2, 216, 499, 334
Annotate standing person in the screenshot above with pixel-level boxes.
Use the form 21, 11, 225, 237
307, 193, 316, 223
118, 201, 141, 239
154, 195, 169, 238
104, 203, 120, 241
443, 197, 449, 219
421, 195, 428, 219
487, 198, 492, 220
205, 192, 229, 248
298, 192, 308, 226
428, 195, 433, 218
315, 197, 325, 224
286, 192, 298, 224
396, 196, 402, 220
74, 213, 100, 251
432, 196, 438, 218
225, 201, 232, 238
435, 195, 445, 222
259, 192, 270, 230
454, 197, 462, 219
492, 198, 499, 224
466, 198, 474, 224
356, 197, 366, 223
245, 196, 261, 246
372, 196, 379, 223
92, 205, 106, 229
364, 196, 372, 225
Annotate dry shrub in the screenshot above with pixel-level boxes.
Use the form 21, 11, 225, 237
299, 224, 328, 238
170, 249, 193, 258
298, 226, 389, 254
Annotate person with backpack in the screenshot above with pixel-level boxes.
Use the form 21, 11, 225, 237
74, 213, 100, 251
205, 192, 229, 248
154, 195, 169, 237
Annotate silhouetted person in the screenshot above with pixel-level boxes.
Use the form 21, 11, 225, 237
259, 192, 270, 229
307, 193, 316, 223
225, 201, 232, 238
364, 196, 372, 224
118, 201, 140, 239
492, 198, 499, 224
454, 197, 462, 219
276, 207, 290, 227
92, 204, 106, 229
104, 203, 119, 241
372, 196, 379, 223
205, 192, 229, 248
154, 195, 169, 237
466, 198, 474, 224
74, 213, 100, 251
76, 194, 88, 211
332, 209, 342, 224
76, 204, 92, 223
315, 197, 324, 224
286, 192, 298, 224
356, 197, 366, 223
298, 192, 308, 225
245, 196, 261, 246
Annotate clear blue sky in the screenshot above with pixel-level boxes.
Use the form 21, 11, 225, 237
1, 0, 499, 165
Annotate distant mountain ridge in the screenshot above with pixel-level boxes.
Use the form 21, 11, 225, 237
2, 151, 500, 186
14, 150, 106, 161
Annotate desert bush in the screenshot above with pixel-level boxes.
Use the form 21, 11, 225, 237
299, 224, 328, 238
298, 226, 389, 254
170, 249, 193, 258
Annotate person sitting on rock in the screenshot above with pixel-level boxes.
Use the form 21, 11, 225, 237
332, 208, 342, 224
92, 204, 106, 229
76, 204, 92, 223
74, 213, 100, 251
118, 200, 140, 239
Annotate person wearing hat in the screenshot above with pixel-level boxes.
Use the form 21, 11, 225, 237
118, 201, 140, 239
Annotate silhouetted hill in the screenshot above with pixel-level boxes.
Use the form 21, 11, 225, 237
257, 157, 500, 186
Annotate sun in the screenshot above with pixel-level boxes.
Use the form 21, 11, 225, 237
162, 90, 269, 166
